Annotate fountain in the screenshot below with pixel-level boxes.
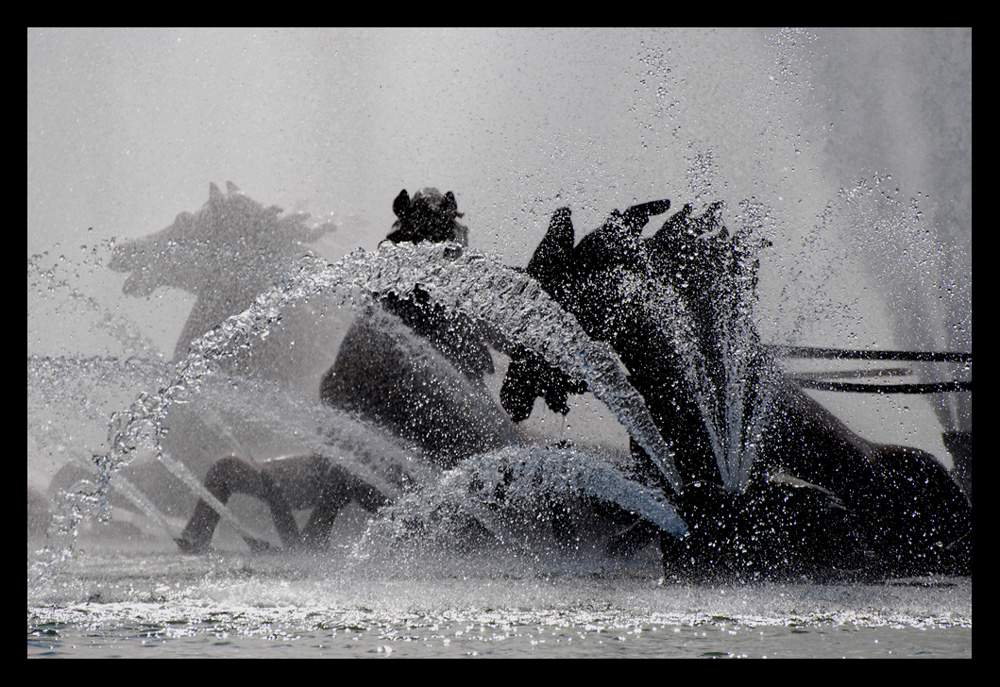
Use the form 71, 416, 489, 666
28, 28, 971, 658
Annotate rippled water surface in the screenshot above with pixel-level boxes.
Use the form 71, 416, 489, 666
28, 545, 971, 658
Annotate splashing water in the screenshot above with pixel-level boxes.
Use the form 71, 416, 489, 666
599, 200, 781, 493
31, 240, 689, 577
360, 443, 685, 560
710, 199, 783, 493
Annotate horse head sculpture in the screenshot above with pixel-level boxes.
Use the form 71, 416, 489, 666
109, 182, 335, 362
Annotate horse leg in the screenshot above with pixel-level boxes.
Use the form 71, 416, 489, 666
299, 464, 391, 550
176, 455, 295, 553
868, 445, 972, 575
766, 383, 972, 574
258, 465, 303, 550
298, 466, 352, 550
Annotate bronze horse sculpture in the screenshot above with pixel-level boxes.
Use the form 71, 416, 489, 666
500, 198, 972, 578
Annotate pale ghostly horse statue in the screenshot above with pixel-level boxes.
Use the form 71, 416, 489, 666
43, 183, 336, 533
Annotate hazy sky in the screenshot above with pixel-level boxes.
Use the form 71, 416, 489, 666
28, 27, 971, 344
28, 28, 969, 255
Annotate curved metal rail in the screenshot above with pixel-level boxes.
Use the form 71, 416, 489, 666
767, 344, 972, 394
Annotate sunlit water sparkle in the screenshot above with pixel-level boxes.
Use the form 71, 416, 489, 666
28, 548, 971, 658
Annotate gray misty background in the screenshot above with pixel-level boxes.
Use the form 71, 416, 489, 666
27, 28, 971, 458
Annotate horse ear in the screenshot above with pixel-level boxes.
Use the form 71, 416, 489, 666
527, 207, 574, 294
443, 191, 458, 215
225, 181, 241, 194
209, 182, 224, 204
621, 199, 670, 235
393, 189, 410, 218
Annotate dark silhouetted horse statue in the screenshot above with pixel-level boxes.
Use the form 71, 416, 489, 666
500, 198, 971, 578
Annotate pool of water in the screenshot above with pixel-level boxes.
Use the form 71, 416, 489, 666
28, 542, 972, 658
